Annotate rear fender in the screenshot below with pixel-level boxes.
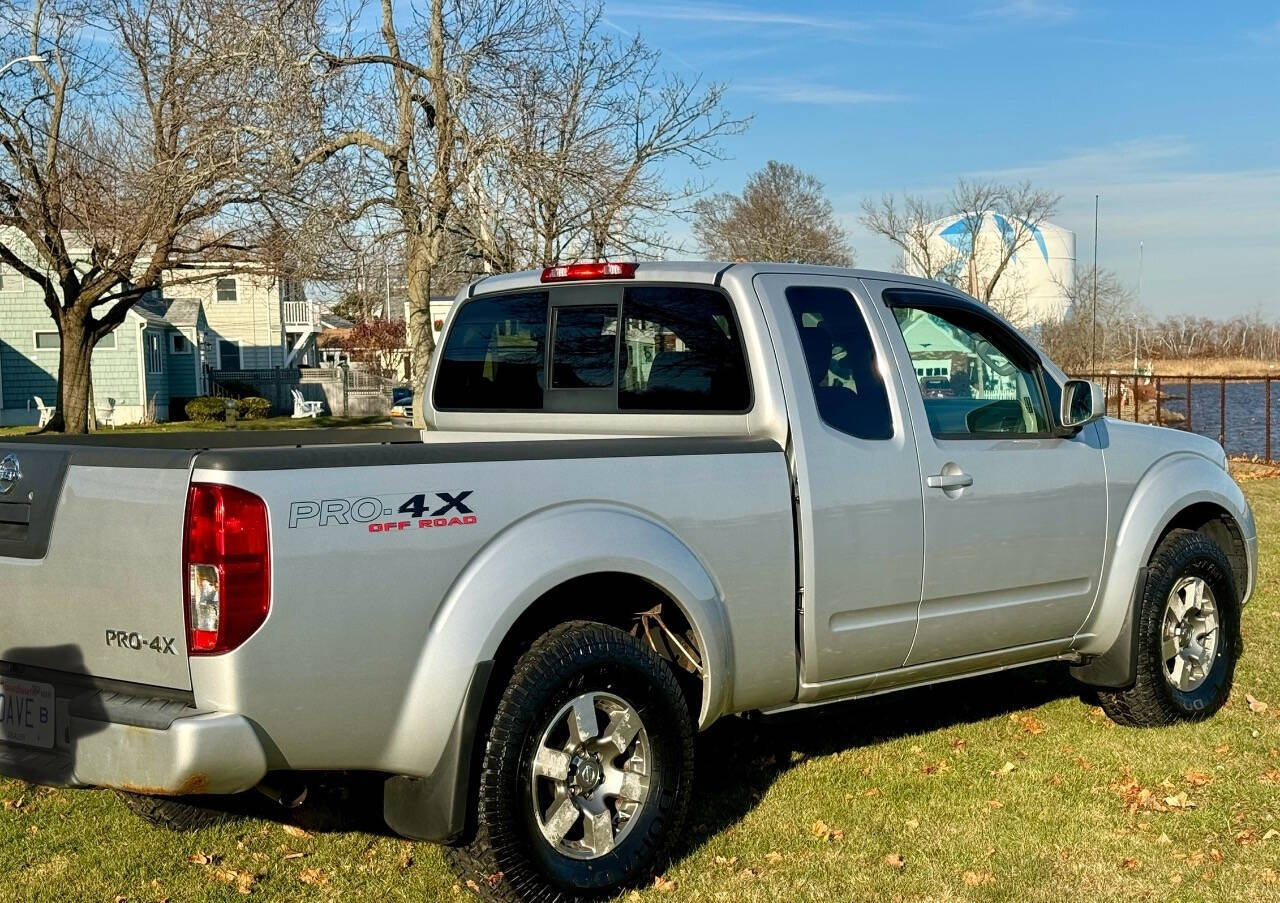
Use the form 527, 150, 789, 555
384, 502, 731, 775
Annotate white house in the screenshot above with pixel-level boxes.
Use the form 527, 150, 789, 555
163, 264, 320, 370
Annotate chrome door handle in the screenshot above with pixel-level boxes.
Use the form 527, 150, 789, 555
927, 472, 973, 490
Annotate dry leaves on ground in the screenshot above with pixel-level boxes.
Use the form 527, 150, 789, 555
884, 853, 906, 870
298, 867, 329, 887
1246, 694, 1269, 714
963, 869, 995, 886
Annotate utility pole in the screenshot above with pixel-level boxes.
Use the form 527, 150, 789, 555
1090, 194, 1099, 371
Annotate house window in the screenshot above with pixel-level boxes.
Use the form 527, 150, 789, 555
35, 330, 116, 350
215, 278, 238, 303
145, 333, 164, 374
0, 265, 15, 292
218, 339, 241, 370
171, 333, 191, 354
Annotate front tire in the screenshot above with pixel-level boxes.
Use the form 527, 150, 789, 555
447, 621, 694, 902
1098, 529, 1240, 727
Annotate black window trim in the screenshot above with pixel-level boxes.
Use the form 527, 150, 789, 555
433, 282, 755, 416
882, 287, 1068, 440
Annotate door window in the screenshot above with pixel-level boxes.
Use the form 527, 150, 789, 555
887, 295, 1049, 438
784, 286, 893, 440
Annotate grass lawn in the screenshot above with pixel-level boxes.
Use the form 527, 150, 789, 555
0, 415, 391, 438
1, 482, 1277, 902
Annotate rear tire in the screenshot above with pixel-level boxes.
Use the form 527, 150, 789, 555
117, 791, 233, 831
1097, 529, 1240, 727
447, 621, 694, 902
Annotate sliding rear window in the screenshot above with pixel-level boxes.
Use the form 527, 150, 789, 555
433, 285, 751, 413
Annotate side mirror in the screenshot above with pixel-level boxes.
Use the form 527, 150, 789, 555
1061, 379, 1105, 429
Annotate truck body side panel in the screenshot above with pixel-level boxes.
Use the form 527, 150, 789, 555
189, 437, 795, 776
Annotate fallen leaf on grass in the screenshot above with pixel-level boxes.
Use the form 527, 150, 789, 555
1209, 849, 1224, 864
765, 851, 783, 864
1262, 869, 1279, 885
1263, 829, 1280, 842
282, 824, 310, 838
904, 817, 919, 830
1157, 833, 1172, 845
1184, 770, 1213, 787
992, 761, 1017, 777
962, 870, 994, 886
211, 867, 257, 895
653, 875, 678, 892
713, 856, 738, 867
187, 853, 221, 866
1010, 714, 1046, 735
1236, 830, 1258, 846
1164, 792, 1195, 810
862, 787, 881, 797
1246, 694, 1269, 714
810, 820, 844, 842
987, 800, 1004, 810
298, 867, 328, 887
1260, 770, 1280, 785
1121, 857, 1141, 870
282, 851, 306, 861
884, 853, 905, 870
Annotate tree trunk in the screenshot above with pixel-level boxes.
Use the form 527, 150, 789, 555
51, 322, 94, 435
408, 235, 437, 429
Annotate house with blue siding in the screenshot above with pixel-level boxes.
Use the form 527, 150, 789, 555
0, 230, 210, 426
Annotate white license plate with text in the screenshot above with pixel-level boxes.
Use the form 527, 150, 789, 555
0, 677, 55, 749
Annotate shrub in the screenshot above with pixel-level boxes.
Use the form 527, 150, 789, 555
236, 396, 271, 420
185, 396, 227, 422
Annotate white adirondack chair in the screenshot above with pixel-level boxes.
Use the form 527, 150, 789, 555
32, 395, 54, 428
97, 398, 116, 430
291, 388, 323, 419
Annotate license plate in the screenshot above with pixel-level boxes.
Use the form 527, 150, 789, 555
0, 677, 55, 749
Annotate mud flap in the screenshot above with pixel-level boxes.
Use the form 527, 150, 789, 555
383, 660, 493, 843
1070, 568, 1149, 689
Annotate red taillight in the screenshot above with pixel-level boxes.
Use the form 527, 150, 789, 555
183, 483, 270, 655
540, 261, 637, 283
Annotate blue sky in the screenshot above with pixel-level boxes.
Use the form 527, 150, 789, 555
604, 1, 1280, 316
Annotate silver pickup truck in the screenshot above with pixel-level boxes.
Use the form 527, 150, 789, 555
0, 262, 1257, 902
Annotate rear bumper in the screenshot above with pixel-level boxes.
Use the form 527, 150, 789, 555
0, 707, 267, 796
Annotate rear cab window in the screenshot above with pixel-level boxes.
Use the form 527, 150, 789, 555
433, 284, 751, 414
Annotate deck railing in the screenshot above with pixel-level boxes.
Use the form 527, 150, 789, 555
1072, 372, 1276, 464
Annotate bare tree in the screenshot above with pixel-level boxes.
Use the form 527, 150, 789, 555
0, 0, 319, 432
1036, 265, 1139, 372
457, 2, 747, 271
861, 179, 1060, 319
302, 0, 554, 427
692, 160, 853, 266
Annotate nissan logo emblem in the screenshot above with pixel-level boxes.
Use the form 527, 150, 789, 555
0, 453, 21, 494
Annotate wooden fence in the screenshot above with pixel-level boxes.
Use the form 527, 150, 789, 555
206, 367, 396, 418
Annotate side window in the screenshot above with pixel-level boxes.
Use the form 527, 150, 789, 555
887, 296, 1050, 438
619, 286, 750, 411
434, 292, 548, 410
784, 286, 893, 440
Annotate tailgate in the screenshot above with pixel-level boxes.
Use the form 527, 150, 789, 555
0, 443, 194, 690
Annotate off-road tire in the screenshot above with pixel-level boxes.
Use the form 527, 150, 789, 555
1097, 529, 1240, 727
446, 621, 695, 902
116, 791, 233, 831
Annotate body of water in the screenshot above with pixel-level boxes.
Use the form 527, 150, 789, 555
1149, 379, 1277, 461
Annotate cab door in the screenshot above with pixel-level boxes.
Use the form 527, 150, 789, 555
865, 281, 1107, 666
753, 274, 924, 695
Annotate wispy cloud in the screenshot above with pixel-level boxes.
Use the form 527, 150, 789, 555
606, 2, 867, 33
1247, 17, 1280, 45
976, 0, 1079, 24
735, 77, 909, 106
